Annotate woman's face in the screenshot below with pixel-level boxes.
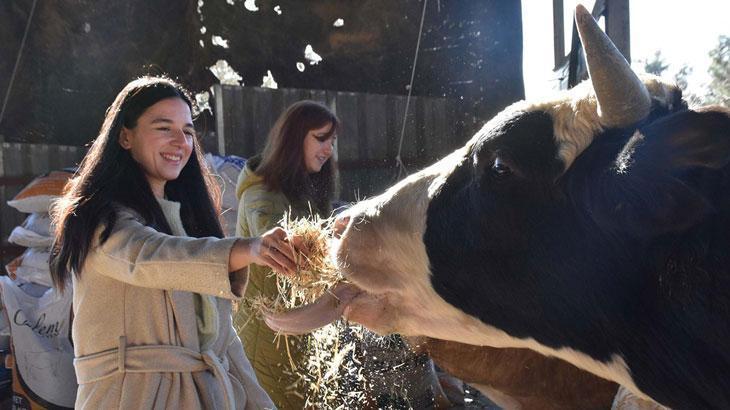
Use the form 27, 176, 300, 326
119, 97, 194, 197
303, 122, 336, 173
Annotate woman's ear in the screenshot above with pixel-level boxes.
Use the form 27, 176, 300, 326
119, 127, 132, 150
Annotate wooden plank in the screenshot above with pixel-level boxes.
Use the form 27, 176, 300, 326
325, 90, 341, 200
414, 97, 427, 164
422, 98, 445, 162
0, 138, 5, 256
224, 84, 247, 157
553, 0, 565, 70
605, 0, 630, 62
48, 144, 62, 171
265, 89, 284, 153
392, 95, 418, 162
364, 93, 387, 161
213, 86, 462, 201
367, 167, 393, 197
309, 89, 328, 105
0, 143, 24, 247
252, 87, 274, 156
3, 144, 30, 248
333, 92, 360, 162
213, 84, 226, 155
29, 144, 50, 175
239, 87, 256, 158
282, 88, 308, 108
58, 145, 82, 171
219, 86, 239, 155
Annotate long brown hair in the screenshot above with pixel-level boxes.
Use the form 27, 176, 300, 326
255, 100, 339, 215
50, 76, 223, 292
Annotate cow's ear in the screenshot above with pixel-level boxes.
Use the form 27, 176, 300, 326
594, 108, 730, 237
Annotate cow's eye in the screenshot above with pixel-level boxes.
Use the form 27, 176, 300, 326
491, 157, 512, 177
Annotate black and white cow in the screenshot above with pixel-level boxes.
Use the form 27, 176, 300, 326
267, 6, 730, 409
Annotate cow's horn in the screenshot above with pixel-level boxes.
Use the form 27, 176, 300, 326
575, 4, 650, 128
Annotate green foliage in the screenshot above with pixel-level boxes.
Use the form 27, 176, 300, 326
643, 50, 670, 76
705, 35, 730, 107
674, 64, 692, 91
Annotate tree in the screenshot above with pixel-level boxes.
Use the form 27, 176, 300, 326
705, 35, 730, 107
642, 50, 669, 76
674, 64, 692, 91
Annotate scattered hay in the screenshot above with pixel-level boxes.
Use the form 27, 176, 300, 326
244, 211, 366, 408
243, 211, 428, 409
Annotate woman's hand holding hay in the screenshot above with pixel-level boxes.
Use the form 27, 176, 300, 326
230, 227, 298, 276
248, 212, 344, 315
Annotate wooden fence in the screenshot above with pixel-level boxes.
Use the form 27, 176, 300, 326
212, 85, 470, 201
0, 140, 86, 265
0, 86, 472, 265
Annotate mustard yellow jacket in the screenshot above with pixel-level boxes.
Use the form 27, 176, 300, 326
233, 162, 308, 409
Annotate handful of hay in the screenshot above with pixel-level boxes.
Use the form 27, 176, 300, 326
248, 211, 343, 315
281, 211, 342, 304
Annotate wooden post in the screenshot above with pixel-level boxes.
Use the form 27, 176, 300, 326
213, 84, 226, 156
553, 0, 565, 70
606, 0, 631, 62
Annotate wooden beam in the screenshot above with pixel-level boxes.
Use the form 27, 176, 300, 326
606, 0, 631, 62
553, 0, 565, 70
213, 84, 226, 156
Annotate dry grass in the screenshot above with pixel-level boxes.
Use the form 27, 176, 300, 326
244, 211, 370, 408
244, 212, 424, 409
279, 211, 342, 306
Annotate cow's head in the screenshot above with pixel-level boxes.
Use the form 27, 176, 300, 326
265, 5, 730, 401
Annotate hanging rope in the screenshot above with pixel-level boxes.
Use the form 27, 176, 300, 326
394, 0, 429, 181
0, 0, 39, 128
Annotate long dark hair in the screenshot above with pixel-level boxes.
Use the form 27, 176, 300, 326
255, 100, 339, 215
50, 76, 223, 292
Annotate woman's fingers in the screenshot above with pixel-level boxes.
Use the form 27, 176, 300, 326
262, 254, 289, 276
268, 248, 296, 275
289, 235, 305, 254
257, 229, 298, 275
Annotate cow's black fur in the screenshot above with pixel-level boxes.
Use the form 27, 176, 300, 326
424, 103, 730, 408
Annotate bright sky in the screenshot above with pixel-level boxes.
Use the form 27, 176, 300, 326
521, 0, 730, 99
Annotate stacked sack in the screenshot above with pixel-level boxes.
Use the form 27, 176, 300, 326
1, 170, 77, 409
205, 154, 246, 237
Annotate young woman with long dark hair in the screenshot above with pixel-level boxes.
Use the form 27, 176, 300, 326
234, 100, 339, 408
51, 76, 299, 409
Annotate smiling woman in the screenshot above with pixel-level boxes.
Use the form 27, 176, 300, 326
49, 75, 305, 409
233, 100, 340, 408
117, 97, 195, 197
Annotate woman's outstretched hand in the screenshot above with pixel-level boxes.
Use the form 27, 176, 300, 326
229, 227, 300, 276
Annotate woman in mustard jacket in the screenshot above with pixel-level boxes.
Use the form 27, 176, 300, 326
234, 100, 339, 408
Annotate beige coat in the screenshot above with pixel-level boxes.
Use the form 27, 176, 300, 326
72, 199, 275, 409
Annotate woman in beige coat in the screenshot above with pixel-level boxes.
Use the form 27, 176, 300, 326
50, 76, 300, 409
